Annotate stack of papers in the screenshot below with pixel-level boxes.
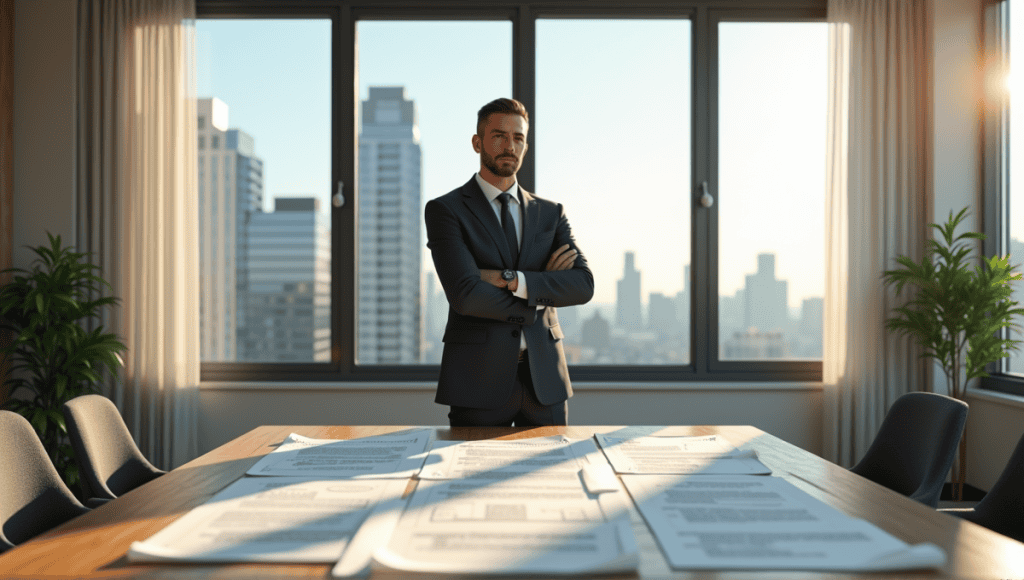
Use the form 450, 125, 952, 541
127, 477, 408, 569
596, 433, 772, 475
129, 429, 434, 574
127, 430, 945, 575
369, 437, 638, 576
622, 474, 946, 571
371, 477, 636, 575
246, 430, 433, 479
418, 436, 612, 483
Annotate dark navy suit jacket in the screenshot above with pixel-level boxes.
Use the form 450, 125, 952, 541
425, 175, 594, 408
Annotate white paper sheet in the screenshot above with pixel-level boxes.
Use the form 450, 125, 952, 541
417, 436, 606, 480
128, 477, 409, 566
370, 472, 638, 575
246, 429, 432, 478
622, 474, 945, 571
596, 434, 772, 475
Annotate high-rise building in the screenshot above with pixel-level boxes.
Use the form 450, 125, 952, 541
744, 253, 788, 332
797, 296, 824, 358
647, 292, 678, 335
723, 328, 788, 359
799, 297, 824, 336
242, 197, 331, 362
616, 251, 643, 331
197, 97, 264, 361
423, 272, 448, 364
581, 310, 611, 352
673, 264, 691, 339
357, 87, 423, 364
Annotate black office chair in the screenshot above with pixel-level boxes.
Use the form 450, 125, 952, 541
0, 410, 90, 552
62, 394, 165, 507
849, 391, 968, 508
942, 432, 1024, 543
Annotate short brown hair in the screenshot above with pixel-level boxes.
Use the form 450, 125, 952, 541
476, 98, 529, 135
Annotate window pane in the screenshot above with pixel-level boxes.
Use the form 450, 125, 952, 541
536, 19, 692, 365
356, 21, 512, 365
197, 19, 332, 362
718, 22, 827, 361
1007, 2, 1024, 374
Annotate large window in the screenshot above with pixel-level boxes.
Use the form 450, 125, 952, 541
196, 18, 331, 363
717, 22, 826, 362
536, 19, 692, 365
355, 21, 512, 365
198, 2, 826, 382
985, 0, 1024, 394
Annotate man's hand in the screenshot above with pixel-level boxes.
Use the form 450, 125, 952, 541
545, 244, 578, 271
481, 269, 519, 293
480, 269, 508, 289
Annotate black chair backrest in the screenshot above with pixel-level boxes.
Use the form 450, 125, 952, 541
62, 394, 164, 502
958, 432, 1024, 543
0, 411, 89, 552
849, 391, 968, 507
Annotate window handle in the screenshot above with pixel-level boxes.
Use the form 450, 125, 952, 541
700, 181, 714, 208
333, 181, 345, 208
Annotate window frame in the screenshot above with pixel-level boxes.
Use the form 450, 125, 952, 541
198, 0, 826, 383
981, 0, 1024, 396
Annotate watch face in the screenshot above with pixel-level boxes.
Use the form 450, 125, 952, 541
502, 269, 515, 281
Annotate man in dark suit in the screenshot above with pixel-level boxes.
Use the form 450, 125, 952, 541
425, 98, 594, 427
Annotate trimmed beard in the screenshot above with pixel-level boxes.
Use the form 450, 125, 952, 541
481, 149, 519, 178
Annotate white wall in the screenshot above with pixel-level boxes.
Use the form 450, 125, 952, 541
965, 389, 1024, 490
12, 0, 75, 268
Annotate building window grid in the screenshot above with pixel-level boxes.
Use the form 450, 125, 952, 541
198, 0, 826, 383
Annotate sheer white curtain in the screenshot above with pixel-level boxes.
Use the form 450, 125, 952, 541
76, 0, 199, 469
823, 0, 932, 467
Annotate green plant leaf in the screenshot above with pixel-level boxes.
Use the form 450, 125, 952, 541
885, 205, 1024, 397
0, 231, 125, 492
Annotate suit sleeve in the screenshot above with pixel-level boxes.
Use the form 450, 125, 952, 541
425, 199, 539, 324
521, 204, 594, 308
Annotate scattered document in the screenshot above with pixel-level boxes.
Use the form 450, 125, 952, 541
418, 436, 610, 481
128, 477, 409, 568
368, 474, 638, 576
246, 429, 432, 478
622, 474, 945, 571
596, 434, 771, 475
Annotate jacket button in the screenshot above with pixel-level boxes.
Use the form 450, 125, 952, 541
511, 329, 520, 338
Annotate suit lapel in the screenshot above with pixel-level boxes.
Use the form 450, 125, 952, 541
460, 176, 515, 268
518, 187, 539, 267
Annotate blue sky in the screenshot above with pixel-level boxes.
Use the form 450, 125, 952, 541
197, 18, 826, 307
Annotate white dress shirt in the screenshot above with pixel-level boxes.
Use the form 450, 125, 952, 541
474, 172, 529, 300
475, 173, 536, 350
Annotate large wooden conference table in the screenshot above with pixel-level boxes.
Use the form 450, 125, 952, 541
2, 425, 1023, 579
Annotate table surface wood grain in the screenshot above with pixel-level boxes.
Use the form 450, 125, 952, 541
1, 425, 1022, 579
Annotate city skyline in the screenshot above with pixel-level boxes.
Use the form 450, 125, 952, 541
196, 18, 827, 308
194, 87, 824, 363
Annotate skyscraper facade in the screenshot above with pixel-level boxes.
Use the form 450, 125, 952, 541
357, 87, 423, 364
744, 253, 788, 332
197, 97, 264, 361
616, 251, 643, 331
242, 197, 331, 362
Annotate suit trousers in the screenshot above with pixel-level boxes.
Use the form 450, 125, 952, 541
447, 350, 568, 427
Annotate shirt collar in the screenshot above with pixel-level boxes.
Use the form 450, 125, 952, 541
475, 172, 519, 205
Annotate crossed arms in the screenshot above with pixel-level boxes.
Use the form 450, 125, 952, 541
425, 198, 594, 326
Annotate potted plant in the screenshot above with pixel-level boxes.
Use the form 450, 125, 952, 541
883, 207, 1024, 500
0, 233, 127, 493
